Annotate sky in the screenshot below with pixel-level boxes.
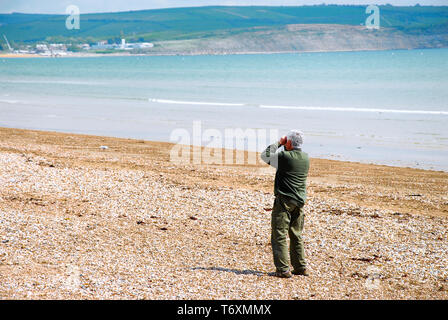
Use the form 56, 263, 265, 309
0, 0, 447, 14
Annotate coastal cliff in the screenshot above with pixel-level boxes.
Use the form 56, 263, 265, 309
149, 24, 448, 54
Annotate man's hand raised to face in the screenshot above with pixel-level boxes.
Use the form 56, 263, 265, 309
279, 136, 287, 146
280, 136, 294, 151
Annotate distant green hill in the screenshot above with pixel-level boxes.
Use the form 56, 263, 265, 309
1, 5, 447, 44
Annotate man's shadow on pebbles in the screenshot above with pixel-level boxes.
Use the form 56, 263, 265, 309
192, 267, 269, 277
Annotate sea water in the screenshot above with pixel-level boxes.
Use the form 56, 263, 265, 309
0, 49, 447, 170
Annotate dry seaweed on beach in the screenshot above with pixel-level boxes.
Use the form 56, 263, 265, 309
0, 127, 447, 299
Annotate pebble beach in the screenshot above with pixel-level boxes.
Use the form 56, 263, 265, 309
0, 127, 447, 299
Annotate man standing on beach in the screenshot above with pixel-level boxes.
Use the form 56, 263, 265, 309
261, 130, 310, 278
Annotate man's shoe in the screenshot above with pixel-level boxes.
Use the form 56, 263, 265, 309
292, 269, 309, 276
274, 270, 292, 278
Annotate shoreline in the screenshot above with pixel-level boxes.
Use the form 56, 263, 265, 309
0, 126, 447, 299
0, 47, 444, 59
1, 125, 445, 174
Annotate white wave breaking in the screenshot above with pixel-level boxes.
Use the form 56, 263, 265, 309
149, 98, 245, 107
0, 99, 20, 104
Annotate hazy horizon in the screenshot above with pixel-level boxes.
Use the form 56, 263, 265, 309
1, 0, 447, 14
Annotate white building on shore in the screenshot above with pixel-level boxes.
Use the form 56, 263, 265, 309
120, 39, 154, 50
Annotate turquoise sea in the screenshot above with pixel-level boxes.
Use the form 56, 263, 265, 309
1, 49, 447, 170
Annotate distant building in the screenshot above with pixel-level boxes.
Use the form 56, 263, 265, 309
49, 43, 66, 50
35, 44, 49, 52
119, 39, 154, 50
91, 41, 114, 50
133, 42, 154, 49
35, 43, 68, 56
87, 39, 154, 51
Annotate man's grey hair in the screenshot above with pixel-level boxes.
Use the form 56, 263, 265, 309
287, 130, 304, 150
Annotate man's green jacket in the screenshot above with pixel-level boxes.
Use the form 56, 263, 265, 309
261, 142, 310, 206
